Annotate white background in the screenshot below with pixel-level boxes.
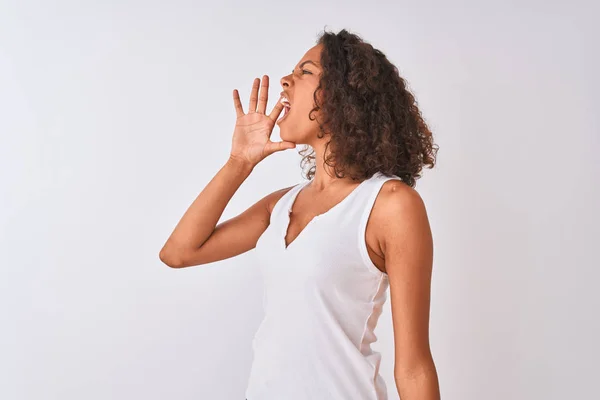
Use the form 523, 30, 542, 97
1, 1, 598, 399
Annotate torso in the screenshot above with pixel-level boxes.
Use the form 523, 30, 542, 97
268, 179, 400, 274
247, 171, 406, 400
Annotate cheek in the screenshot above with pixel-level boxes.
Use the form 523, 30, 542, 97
295, 106, 320, 127
298, 85, 320, 108
297, 95, 321, 122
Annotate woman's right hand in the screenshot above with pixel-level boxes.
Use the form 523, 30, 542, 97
229, 75, 296, 168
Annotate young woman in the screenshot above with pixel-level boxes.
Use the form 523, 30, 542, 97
160, 29, 440, 400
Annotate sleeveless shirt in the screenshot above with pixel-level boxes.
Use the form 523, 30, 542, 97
245, 171, 403, 400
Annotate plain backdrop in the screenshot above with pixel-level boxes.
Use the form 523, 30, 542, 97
1, 1, 598, 399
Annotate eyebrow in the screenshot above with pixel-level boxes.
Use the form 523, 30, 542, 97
300, 60, 319, 68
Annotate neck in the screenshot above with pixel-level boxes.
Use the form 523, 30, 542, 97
309, 141, 361, 189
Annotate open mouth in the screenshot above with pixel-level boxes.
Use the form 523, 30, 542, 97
278, 97, 292, 122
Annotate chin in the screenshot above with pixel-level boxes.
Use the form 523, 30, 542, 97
278, 123, 294, 140
279, 118, 313, 143
281, 129, 304, 145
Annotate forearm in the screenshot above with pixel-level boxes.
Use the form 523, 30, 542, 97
160, 156, 253, 260
394, 360, 440, 400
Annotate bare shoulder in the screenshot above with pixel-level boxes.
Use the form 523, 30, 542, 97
370, 179, 431, 252
376, 179, 426, 214
264, 184, 297, 215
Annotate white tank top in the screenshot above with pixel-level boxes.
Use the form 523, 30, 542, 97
245, 171, 403, 400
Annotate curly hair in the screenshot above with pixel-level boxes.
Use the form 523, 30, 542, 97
298, 28, 438, 188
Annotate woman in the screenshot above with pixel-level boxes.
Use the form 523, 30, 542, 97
160, 29, 440, 400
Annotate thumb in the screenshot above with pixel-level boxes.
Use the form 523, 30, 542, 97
265, 140, 296, 155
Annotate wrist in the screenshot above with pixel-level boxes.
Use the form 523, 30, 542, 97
226, 155, 255, 174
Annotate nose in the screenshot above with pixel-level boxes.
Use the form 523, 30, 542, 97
280, 73, 292, 88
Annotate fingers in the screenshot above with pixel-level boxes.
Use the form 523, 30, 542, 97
248, 78, 260, 113
269, 97, 284, 121
234, 75, 271, 117
257, 75, 269, 114
232, 89, 244, 118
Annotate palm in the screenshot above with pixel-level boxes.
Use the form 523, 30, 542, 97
231, 112, 276, 166
230, 75, 295, 166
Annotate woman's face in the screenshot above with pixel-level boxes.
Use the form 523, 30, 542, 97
277, 44, 324, 144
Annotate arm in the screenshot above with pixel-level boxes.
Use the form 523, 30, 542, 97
159, 157, 251, 268
159, 74, 295, 268
378, 181, 440, 399
159, 157, 294, 268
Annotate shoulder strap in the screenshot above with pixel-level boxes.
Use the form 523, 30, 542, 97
358, 172, 404, 233
271, 180, 309, 220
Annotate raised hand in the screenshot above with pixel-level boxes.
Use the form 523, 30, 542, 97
229, 75, 296, 168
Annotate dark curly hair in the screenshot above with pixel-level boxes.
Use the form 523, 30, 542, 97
299, 28, 438, 188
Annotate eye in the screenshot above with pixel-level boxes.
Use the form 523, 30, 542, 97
291, 68, 312, 76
